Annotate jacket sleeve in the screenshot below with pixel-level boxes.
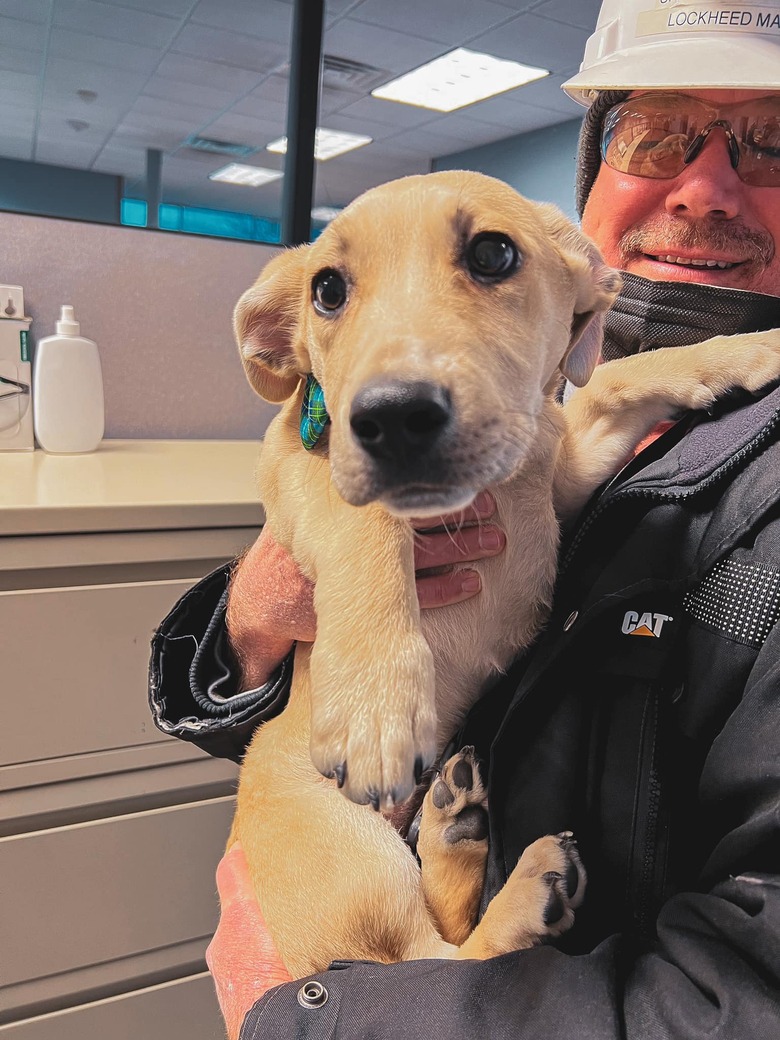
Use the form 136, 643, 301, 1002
239, 621, 780, 1040
148, 564, 292, 763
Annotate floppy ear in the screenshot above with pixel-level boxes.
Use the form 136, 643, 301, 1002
233, 245, 312, 403
537, 204, 622, 387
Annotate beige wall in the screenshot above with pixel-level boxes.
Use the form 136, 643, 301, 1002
2, 211, 281, 439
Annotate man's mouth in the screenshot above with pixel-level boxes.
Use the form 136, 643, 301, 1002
645, 253, 740, 270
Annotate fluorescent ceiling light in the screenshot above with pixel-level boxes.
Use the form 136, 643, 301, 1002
209, 163, 283, 187
267, 127, 373, 161
372, 47, 549, 112
311, 206, 342, 223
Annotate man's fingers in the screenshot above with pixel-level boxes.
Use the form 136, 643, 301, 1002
418, 568, 482, 609
414, 523, 505, 569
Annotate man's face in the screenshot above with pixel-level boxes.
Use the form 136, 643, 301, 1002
581, 89, 780, 296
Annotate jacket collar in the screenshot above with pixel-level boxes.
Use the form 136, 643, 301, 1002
603, 274, 780, 362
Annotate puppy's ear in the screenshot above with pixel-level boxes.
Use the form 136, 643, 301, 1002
234, 246, 312, 403
537, 204, 622, 387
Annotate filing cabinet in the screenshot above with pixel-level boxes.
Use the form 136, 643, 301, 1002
0, 440, 263, 1039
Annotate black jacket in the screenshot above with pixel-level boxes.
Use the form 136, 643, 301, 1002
150, 382, 780, 1039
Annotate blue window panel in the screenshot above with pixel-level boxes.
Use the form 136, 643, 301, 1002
253, 215, 282, 243
121, 198, 147, 226
158, 204, 182, 231
120, 199, 283, 244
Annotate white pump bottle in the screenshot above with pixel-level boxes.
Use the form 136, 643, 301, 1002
33, 305, 105, 454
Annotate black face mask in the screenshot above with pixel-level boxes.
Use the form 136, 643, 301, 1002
602, 272, 780, 362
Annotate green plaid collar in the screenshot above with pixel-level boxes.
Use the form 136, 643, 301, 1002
300, 374, 330, 450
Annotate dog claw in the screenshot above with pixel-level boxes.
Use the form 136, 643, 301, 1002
368, 789, 380, 812
333, 763, 346, 789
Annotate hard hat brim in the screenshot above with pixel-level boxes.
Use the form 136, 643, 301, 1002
563, 36, 780, 106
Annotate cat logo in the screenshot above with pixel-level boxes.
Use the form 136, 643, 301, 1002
621, 611, 673, 638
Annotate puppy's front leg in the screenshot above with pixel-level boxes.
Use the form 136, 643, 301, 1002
555, 329, 780, 520
304, 501, 437, 808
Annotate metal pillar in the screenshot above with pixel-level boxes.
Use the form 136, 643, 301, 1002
145, 148, 162, 229
280, 0, 325, 245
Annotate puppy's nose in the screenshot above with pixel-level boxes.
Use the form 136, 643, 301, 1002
350, 379, 452, 461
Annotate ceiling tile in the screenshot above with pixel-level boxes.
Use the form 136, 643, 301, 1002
510, 73, 584, 115
155, 52, 262, 93
319, 110, 398, 142
0, 0, 50, 22
53, 0, 180, 48
230, 93, 287, 123
532, 0, 601, 32
91, 144, 148, 178
198, 111, 285, 147
350, 0, 513, 46
470, 12, 589, 73
98, 0, 194, 14
0, 109, 36, 136
0, 134, 33, 159
455, 104, 575, 141
334, 96, 434, 131
0, 15, 48, 52
0, 45, 44, 75
190, 0, 292, 46
387, 122, 505, 158
34, 138, 102, 167
142, 75, 240, 112
245, 73, 289, 104
0, 68, 39, 101
324, 18, 445, 75
43, 56, 148, 99
35, 123, 109, 151
110, 119, 197, 150
48, 28, 165, 75
129, 94, 223, 127
171, 22, 287, 73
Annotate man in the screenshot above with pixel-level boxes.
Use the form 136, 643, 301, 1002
149, 1, 780, 1036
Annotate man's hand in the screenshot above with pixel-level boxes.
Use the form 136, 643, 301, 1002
206, 843, 292, 1040
227, 491, 506, 687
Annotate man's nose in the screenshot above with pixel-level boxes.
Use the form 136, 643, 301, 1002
664, 130, 744, 221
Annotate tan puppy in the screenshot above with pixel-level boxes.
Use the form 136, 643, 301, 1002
229, 171, 780, 979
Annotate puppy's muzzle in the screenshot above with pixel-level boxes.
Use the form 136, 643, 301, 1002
350, 379, 452, 466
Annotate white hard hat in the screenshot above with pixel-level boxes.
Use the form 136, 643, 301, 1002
563, 0, 780, 106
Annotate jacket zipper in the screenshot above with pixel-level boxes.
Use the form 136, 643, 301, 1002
635, 691, 662, 940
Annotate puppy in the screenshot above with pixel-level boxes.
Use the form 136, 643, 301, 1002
229, 171, 780, 978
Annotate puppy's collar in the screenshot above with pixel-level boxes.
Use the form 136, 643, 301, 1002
300, 374, 330, 450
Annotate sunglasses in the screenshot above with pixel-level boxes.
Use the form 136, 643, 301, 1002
601, 93, 780, 187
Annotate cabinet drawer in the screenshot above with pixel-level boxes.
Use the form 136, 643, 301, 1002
1, 578, 199, 767
0, 798, 234, 1019
0, 973, 224, 1040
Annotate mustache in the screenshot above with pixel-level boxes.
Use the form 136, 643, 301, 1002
619, 217, 775, 267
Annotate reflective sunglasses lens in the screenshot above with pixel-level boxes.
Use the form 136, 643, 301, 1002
737, 112, 780, 186
602, 96, 780, 186
601, 98, 698, 179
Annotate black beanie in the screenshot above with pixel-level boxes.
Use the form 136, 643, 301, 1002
575, 89, 630, 217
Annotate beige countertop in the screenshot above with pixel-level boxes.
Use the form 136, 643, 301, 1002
0, 439, 264, 536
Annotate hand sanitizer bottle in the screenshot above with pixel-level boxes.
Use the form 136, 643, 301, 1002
33, 305, 105, 454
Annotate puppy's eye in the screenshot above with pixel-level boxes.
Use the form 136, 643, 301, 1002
465, 233, 520, 282
312, 269, 347, 315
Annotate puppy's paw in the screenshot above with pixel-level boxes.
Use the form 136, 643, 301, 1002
415, 747, 490, 946
511, 831, 587, 940
308, 637, 437, 809
419, 746, 488, 849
